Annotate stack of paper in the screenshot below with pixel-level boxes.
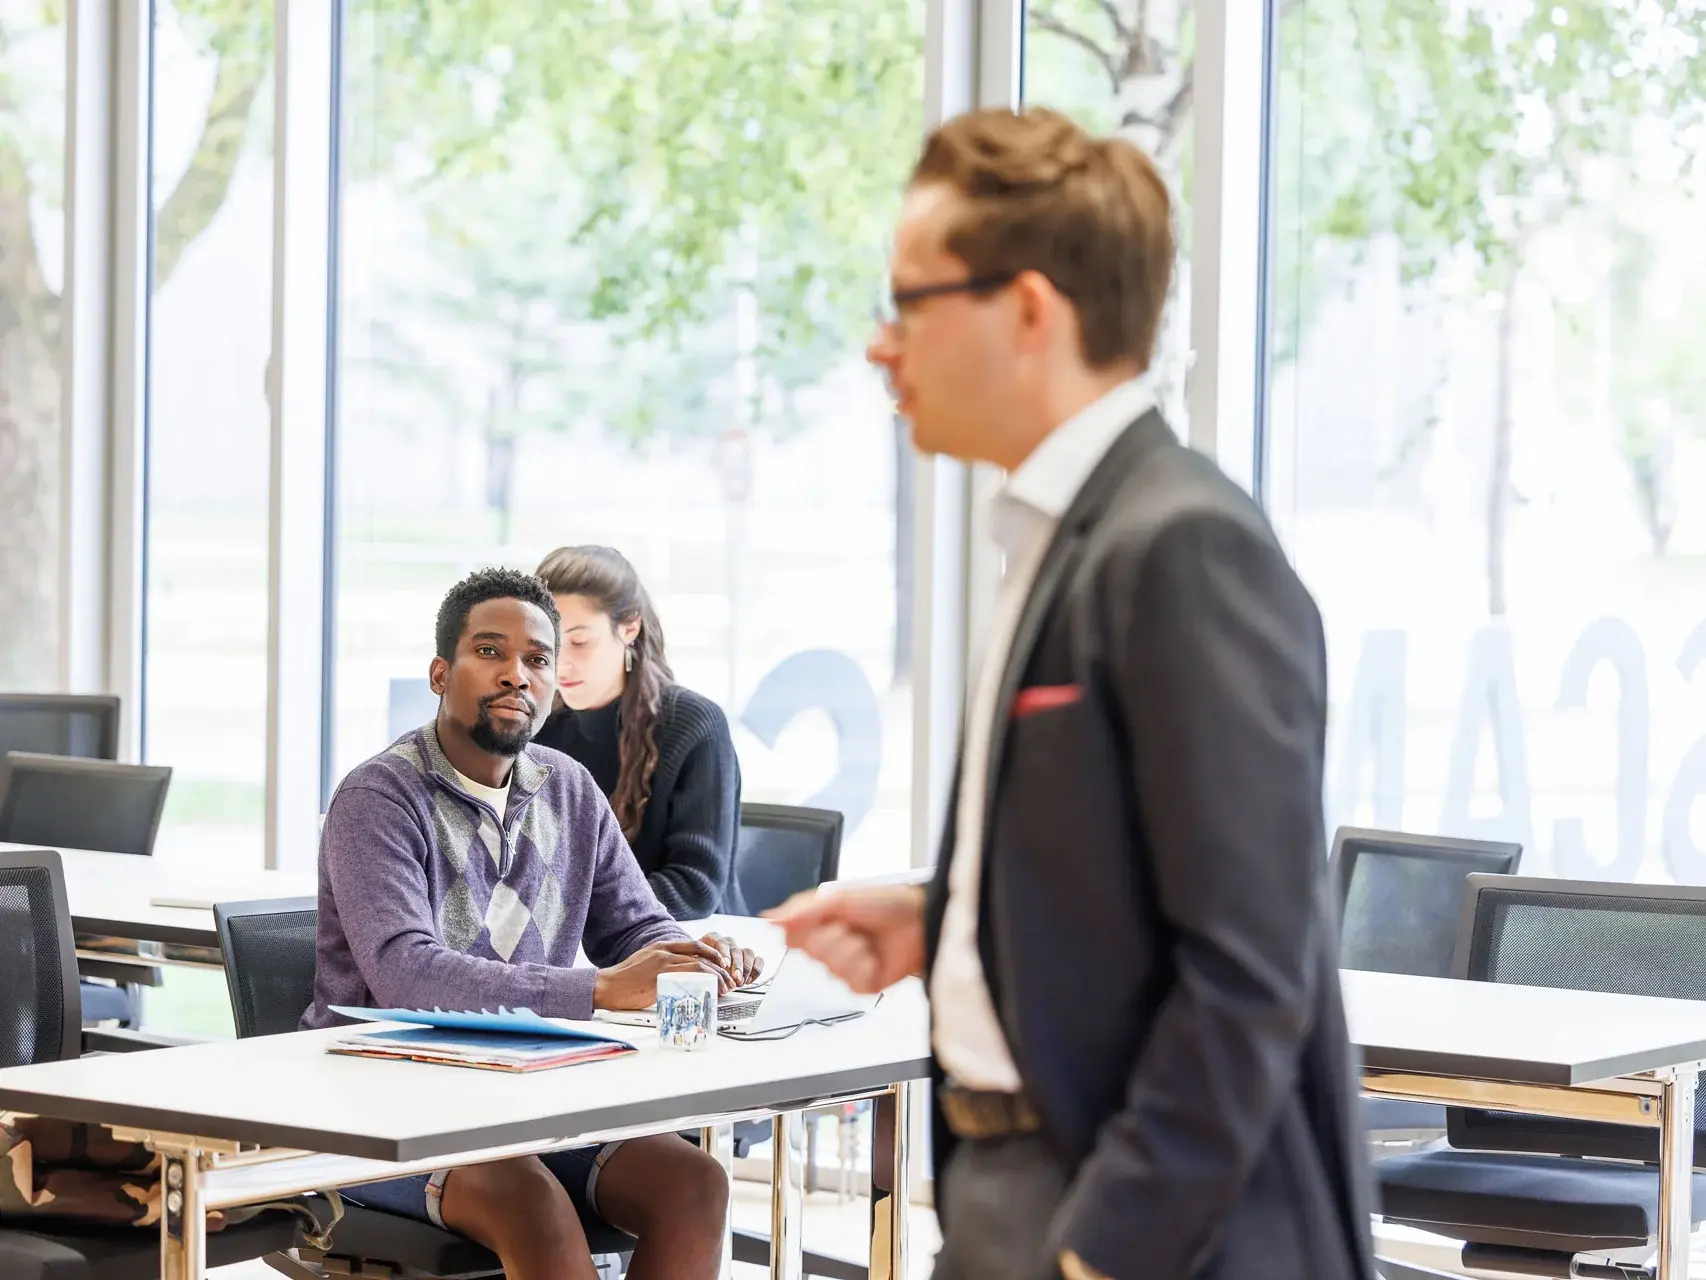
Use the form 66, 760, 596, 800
327, 1005, 638, 1074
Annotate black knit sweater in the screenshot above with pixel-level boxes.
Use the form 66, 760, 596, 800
533, 684, 746, 919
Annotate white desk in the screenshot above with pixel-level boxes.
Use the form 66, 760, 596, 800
0, 901, 926, 1280
1345, 969, 1706, 1279
0, 841, 314, 966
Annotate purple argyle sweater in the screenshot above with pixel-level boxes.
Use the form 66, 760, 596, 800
301, 724, 686, 1029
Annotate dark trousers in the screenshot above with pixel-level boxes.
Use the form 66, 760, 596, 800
932, 1134, 1067, 1280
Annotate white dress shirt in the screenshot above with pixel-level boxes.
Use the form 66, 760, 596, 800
932, 379, 1157, 1091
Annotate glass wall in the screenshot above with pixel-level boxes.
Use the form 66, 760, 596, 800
1271, 0, 1706, 881
0, 4, 66, 690
140, 0, 275, 869
331, 0, 925, 877
1021, 0, 1194, 428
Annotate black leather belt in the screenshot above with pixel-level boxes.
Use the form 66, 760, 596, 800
939, 1083, 1045, 1138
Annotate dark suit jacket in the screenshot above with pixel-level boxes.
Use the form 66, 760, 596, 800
924, 411, 1376, 1280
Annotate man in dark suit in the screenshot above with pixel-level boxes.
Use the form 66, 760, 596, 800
770, 107, 1375, 1280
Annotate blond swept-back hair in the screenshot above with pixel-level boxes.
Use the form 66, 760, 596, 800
910, 107, 1174, 371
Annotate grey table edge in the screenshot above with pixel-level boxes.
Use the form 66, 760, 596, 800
0, 1055, 935, 1163
1360, 1039, 1706, 1088
72, 912, 220, 951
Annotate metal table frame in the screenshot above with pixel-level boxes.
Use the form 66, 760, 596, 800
109, 1082, 917, 1280
1362, 1063, 1700, 1279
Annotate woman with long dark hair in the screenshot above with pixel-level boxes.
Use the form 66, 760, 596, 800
532, 545, 746, 918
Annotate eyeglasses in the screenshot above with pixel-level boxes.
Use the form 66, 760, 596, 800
872, 273, 1016, 331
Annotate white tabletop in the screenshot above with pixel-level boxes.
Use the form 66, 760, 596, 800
0, 982, 930, 1162
1343, 969, 1706, 1086
0, 842, 315, 949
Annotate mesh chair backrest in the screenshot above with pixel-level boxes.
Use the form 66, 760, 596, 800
1332, 829, 1521, 978
1448, 877, 1706, 1164
735, 804, 844, 915
0, 695, 120, 762
0, 851, 80, 1066
0, 753, 171, 856
215, 899, 319, 1038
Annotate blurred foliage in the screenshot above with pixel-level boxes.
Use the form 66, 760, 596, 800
340, 0, 920, 447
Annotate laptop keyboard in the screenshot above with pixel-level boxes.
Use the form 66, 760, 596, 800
719, 997, 762, 1022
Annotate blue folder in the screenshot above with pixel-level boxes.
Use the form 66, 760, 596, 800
330, 1004, 631, 1046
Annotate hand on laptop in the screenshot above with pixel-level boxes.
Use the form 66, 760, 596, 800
700, 933, 763, 989
593, 938, 742, 1010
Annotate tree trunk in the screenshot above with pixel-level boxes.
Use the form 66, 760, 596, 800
484, 380, 519, 548
1629, 440, 1675, 558
0, 133, 64, 689
485, 431, 516, 547
0, 322, 62, 689
1079, 0, 1194, 423
0, 41, 265, 690
152, 54, 268, 288
1113, 0, 1193, 170
1652, 512, 1674, 558
890, 411, 914, 686
1487, 270, 1518, 618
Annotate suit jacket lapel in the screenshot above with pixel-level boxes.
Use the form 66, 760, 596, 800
975, 409, 1175, 854
978, 531, 1081, 848
923, 409, 1177, 987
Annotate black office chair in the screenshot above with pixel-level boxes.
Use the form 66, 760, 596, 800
1330, 827, 1521, 1141
0, 851, 300, 1279
1375, 876, 1706, 1278
0, 752, 174, 1029
0, 694, 121, 762
734, 807, 845, 1165
0, 697, 139, 1023
0, 848, 82, 1068
213, 897, 636, 1278
735, 802, 844, 914
0, 753, 172, 857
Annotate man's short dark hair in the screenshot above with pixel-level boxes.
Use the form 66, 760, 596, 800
434, 567, 562, 662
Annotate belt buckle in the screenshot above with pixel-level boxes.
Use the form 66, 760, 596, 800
944, 1084, 1036, 1139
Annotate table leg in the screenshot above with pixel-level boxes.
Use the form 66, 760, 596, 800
770, 1111, 806, 1280
806, 1112, 819, 1194
702, 1124, 735, 1280
869, 1083, 915, 1280
840, 1104, 856, 1204
1656, 1068, 1697, 1280
160, 1148, 208, 1280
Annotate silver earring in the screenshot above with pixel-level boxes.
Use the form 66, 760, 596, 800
624, 645, 635, 673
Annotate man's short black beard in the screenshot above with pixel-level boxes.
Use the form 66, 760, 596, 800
469, 710, 533, 757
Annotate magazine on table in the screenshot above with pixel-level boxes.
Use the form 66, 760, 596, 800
326, 1005, 640, 1073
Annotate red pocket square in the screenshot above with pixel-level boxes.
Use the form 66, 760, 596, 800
1013, 684, 1083, 718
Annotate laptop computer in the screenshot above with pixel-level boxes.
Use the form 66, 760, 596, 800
597, 950, 879, 1037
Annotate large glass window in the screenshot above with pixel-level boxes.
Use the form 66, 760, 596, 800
331, 0, 925, 877
141, 0, 274, 870
1022, 0, 1194, 428
1272, 0, 1706, 882
0, 3, 66, 690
